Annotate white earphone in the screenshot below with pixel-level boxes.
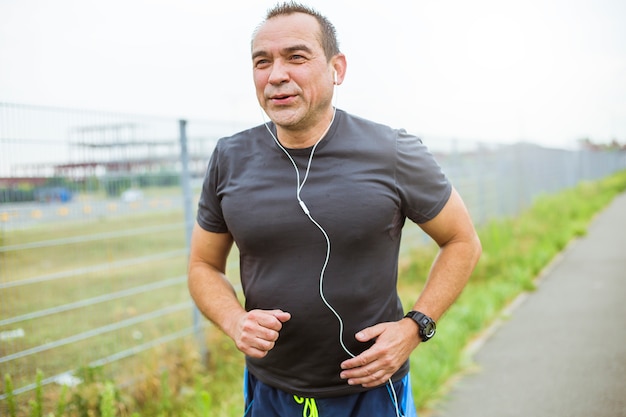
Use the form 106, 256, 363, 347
260, 90, 402, 417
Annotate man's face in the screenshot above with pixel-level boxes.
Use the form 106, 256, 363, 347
252, 13, 336, 134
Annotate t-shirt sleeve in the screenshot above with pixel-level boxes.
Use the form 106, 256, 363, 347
395, 130, 452, 224
196, 140, 229, 233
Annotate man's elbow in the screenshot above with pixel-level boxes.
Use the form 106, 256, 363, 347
469, 231, 482, 268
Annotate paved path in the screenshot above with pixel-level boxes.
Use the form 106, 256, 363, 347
428, 192, 626, 417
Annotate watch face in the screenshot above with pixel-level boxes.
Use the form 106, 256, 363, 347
424, 323, 435, 338
419, 317, 436, 340
406, 311, 436, 341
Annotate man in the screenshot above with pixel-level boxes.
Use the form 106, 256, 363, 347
188, 2, 481, 416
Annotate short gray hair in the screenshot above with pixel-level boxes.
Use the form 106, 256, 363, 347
253, 1, 341, 61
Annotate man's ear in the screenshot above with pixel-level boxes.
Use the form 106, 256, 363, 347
331, 53, 347, 85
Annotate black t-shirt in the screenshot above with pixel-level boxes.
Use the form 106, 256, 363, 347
197, 109, 451, 397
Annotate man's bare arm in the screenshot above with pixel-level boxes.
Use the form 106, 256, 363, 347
187, 223, 290, 358
340, 187, 481, 387
410, 186, 482, 321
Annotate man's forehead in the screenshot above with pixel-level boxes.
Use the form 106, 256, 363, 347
252, 13, 322, 52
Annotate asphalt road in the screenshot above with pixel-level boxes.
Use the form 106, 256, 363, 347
427, 192, 626, 417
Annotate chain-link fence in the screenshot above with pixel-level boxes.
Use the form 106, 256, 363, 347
0, 103, 247, 409
1, 102, 625, 410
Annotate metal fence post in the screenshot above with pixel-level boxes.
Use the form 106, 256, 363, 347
179, 119, 208, 363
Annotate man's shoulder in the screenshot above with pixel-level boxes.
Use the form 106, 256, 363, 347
338, 110, 413, 145
221, 123, 267, 143
337, 110, 413, 147
339, 110, 395, 132
213, 123, 269, 155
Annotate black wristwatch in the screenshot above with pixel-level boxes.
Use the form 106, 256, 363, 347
404, 311, 436, 342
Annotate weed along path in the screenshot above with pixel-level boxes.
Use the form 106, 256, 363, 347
427, 192, 626, 417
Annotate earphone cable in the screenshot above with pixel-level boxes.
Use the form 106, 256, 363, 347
262, 108, 355, 357
261, 102, 402, 416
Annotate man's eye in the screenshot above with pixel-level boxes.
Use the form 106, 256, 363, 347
255, 59, 270, 68
290, 55, 306, 62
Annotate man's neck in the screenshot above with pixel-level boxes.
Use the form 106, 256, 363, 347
274, 109, 336, 149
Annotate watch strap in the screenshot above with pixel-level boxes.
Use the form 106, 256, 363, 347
404, 310, 436, 342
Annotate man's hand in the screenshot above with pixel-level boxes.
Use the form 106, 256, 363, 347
339, 319, 419, 387
231, 309, 291, 358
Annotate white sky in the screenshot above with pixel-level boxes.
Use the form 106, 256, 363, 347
1, 0, 625, 148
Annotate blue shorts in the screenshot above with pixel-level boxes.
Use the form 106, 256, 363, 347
243, 368, 418, 417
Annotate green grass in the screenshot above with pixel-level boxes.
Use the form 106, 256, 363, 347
155, 170, 626, 416
408, 170, 626, 411
123, 169, 626, 416
3, 170, 626, 416
0, 208, 192, 413
2, 211, 186, 283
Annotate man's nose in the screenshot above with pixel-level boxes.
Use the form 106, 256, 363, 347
268, 62, 289, 84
